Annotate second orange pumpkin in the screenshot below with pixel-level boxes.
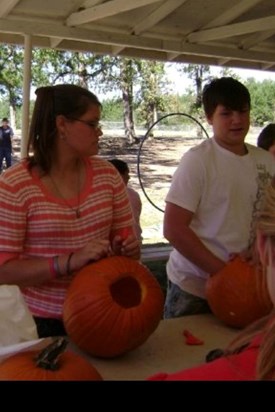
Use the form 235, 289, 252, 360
206, 256, 272, 328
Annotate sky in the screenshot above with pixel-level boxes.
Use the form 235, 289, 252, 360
166, 64, 275, 95
98, 63, 275, 101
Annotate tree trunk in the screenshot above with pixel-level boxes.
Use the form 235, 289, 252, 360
121, 65, 137, 144
9, 105, 16, 130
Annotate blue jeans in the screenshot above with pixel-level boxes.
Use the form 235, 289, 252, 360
164, 280, 211, 318
0, 147, 12, 171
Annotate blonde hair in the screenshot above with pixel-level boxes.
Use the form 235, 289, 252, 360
224, 182, 275, 380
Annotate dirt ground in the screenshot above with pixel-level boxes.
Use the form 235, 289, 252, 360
99, 134, 205, 244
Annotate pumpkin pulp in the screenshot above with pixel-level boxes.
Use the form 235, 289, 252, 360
110, 276, 142, 308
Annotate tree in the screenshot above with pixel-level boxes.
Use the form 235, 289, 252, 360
181, 64, 211, 110
136, 60, 167, 130
175, 64, 212, 136
119, 59, 138, 144
32, 48, 108, 88
245, 78, 275, 125
32, 49, 140, 142
0, 45, 24, 128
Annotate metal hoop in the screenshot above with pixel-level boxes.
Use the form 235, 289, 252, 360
137, 112, 209, 213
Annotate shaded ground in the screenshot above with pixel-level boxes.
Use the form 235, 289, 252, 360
99, 134, 205, 243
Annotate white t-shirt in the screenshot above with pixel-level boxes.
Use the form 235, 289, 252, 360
165, 138, 275, 298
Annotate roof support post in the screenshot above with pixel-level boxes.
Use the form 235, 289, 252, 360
21, 34, 32, 158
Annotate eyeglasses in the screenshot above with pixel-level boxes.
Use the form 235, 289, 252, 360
68, 118, 102, 130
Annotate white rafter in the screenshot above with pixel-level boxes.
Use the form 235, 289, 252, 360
0, 18, 274, 65
50, 38, 63, 48
0, 0, 20, 18
187, 15, 275, 43
133, 0, 188, 35
66, 0, 161, 27
112, 45, 125, 54
203, 0, 264, 29
0, 0, 275, 71
240, 30, 275, 50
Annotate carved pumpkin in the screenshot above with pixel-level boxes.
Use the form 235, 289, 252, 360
0, 338, 102, 380
63, 256, 164, 358
206, 256, 272, 328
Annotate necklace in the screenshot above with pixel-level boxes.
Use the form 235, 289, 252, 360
49, 168, 81, 219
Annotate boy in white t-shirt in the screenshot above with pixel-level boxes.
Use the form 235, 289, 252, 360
164, 77, 275, 318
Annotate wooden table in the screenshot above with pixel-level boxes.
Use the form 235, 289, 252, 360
70, 314, 239, 381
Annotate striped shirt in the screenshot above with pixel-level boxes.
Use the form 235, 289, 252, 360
0, 156, 135, 318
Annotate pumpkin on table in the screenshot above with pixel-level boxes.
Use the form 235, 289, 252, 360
63, 256, 164, 358
0, 338, 102, 381
206, 256, 272, 328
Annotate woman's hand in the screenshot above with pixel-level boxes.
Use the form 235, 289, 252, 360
71, 239, 111, 273
111, 234, 141, 260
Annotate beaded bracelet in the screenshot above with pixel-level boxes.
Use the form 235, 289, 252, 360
53, 255, 62, 277
66, 252, 74, 276
48, 257, 56, 279
48, 256, 62, 279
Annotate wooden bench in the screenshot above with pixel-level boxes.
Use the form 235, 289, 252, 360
141, 244, 173, 263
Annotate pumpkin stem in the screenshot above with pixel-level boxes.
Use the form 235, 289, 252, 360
35, 337, 69, 371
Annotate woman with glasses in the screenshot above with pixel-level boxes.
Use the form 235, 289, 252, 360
0, 84, 140, 338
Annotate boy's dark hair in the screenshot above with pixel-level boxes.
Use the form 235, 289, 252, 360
2, 118, 8, 122
202, 77, 251, 118
108, 158, 129, 175
257, 123, 275, 151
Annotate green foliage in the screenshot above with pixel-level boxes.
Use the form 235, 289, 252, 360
0, 43, 275, 132
101, 98, 123, 121
0, 44, 24, 108
245, 78, 275, 125
32, 48, 110, 90
0, 97, 9, 119
135, 60, 168, 127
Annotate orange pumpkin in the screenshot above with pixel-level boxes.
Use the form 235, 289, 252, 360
0, 338, 102, 380
206, 256, 272, 328
63, 256, 164, 358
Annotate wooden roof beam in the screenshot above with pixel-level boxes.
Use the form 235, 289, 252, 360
133, 0, 188, 35
66, 0, 160, 26
0, 0, 21, 18
187, 15, 275, 43
203, 0, 264, 29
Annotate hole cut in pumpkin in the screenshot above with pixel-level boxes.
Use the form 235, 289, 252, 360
110, 276, 141, 308
63, 256, 165, 357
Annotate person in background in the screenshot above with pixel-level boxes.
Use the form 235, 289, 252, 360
163, 77, 275, 318
257, 123, 275, 158
108, 158, 142, 242
0, 117, 14, 173
0, 84, 140, 338
148, 178, 275, 380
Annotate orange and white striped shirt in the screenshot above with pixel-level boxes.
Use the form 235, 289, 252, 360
0, 156, 135, 318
